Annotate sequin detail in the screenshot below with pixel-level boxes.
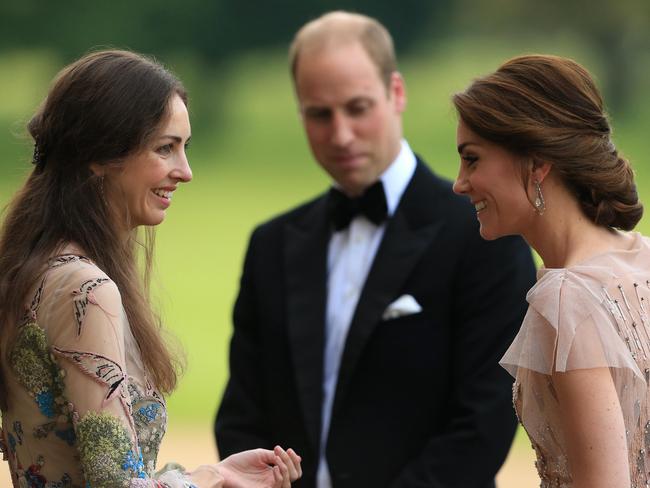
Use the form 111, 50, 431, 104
510, 261, 650, 487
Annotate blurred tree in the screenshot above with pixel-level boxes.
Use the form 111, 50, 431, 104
3, 0, 647, 116
451, 0, 650, 113
0, 0, 452, 136
0, 0, 450, 61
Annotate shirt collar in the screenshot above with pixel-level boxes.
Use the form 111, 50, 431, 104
328, 139, 416, 218
379, 139, 416, 216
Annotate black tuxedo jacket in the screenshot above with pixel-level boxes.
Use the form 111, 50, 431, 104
216, 160, 536, 487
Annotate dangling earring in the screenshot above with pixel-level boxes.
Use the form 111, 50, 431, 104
533, 179, 546, 215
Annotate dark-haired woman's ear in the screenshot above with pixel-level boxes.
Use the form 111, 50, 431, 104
89, 163, 104, 177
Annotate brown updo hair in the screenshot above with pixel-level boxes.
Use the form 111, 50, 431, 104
453, 54, 642, 230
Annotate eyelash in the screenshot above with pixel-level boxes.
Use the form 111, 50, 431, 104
156, 142, 190, 156
462, 155, 478, 166
348, 104, 369, 116
306, 111, 331, 121
157, 144, 173, 156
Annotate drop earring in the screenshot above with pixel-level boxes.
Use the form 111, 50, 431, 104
533, 179, 546, 215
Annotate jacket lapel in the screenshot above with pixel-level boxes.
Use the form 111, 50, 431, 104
333, 162, 443, 414
284, 196, 329, 451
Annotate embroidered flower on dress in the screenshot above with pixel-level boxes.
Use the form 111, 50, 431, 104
4, 258, 173, 487
54, 427, 76, 446
10, 323, 67, 422
128, 382, 166, 472
123, 450, 147, 478
36, 391, 56, 418
7, 432, 16, 453
136, 403, 160, 424
76, 411, 133, 486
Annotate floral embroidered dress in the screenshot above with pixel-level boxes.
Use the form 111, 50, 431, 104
0, 252, 221, 487
501, 231, 650, 487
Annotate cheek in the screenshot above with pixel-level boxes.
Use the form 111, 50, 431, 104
500, 188, 533, 223
357, 114, 384, 138
304, 123, 328, 145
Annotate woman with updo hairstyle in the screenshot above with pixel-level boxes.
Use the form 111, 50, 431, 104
453, 53, 646, 487
0, 50, 301, 487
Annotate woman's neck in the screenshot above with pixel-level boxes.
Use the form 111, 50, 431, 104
523, 187, 622, 269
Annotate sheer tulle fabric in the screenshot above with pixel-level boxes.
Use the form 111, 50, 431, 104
0, 252, 222, 487
501, 232, 650, 487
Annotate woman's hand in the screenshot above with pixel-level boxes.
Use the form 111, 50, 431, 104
186, 464, 226, 488
217, 446, 302, 488
274, 446, 302, 483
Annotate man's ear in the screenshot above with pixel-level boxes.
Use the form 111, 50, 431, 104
390, 71, 407, 113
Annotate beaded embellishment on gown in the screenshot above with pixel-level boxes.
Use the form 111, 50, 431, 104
501, 232, 650, 487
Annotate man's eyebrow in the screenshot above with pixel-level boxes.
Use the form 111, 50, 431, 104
303, 105, 331, 114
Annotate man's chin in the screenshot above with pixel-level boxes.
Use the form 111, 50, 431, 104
333, 177, 374, 197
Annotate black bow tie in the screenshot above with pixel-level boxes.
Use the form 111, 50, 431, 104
327, 181, 388, 231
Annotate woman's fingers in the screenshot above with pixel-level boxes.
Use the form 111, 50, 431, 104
273, 453, 290, 488
272, 464, 283, 488
274, 446, 301, 482
287, 448, 302, 479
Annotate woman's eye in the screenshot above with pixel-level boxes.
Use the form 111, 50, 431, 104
462, 155, 478, 166
157, 144, 173, 156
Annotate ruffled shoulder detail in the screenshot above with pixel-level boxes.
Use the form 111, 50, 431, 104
501, 264, 645, 382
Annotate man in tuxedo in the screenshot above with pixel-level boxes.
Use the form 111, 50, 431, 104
215, 11, 536, 488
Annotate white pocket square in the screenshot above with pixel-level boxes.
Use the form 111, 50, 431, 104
382, 294, 422, 320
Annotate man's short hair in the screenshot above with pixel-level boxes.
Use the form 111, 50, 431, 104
289, 11, 397, 89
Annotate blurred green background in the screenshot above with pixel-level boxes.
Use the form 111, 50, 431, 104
1, 0, 649, 442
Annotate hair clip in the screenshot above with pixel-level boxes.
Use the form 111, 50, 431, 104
32, 141, 44, 166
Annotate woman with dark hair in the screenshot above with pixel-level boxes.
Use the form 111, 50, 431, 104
453, 54, 646, 487
0, 50, 301, 487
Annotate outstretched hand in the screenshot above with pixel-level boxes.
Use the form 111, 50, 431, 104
217, 446, 302, 488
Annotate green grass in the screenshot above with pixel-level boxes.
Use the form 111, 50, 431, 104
1, 38, 649, 432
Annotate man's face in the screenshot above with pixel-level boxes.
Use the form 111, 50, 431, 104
295, 41, 406, 196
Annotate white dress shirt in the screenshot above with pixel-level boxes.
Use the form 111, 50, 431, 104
317, 140, 417, 488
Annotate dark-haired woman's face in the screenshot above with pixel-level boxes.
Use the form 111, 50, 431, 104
110, 94, 192, 229
453, 120, 535, 240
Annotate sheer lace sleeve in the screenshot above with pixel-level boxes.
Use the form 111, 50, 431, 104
34, 260, 223, 488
